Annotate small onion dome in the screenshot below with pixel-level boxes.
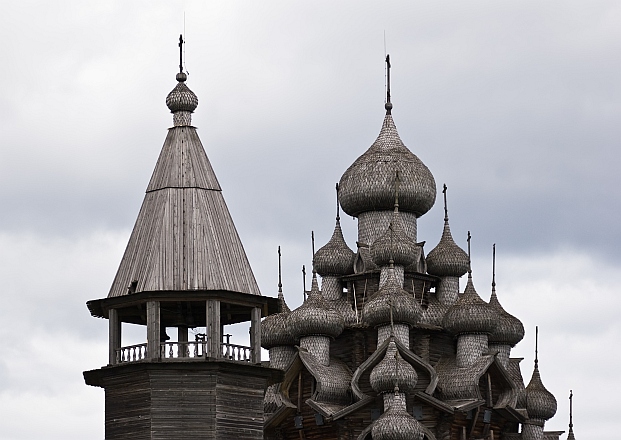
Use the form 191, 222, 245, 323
314, 219, 355, 277
426, 220, 469, 277
166, 72, 198, 113
524, 363, 558, 421
286, 274, 344, 339
370, 208, 418, 268
261, 292, 296, 349
362, 264, 422, 327
371, 392, 424, 440
370, 340, 418, 394
443, 274, 497, 336
488, 290, 525, 346
339, 114, 436, 218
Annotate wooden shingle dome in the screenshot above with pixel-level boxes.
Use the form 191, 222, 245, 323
524, 362, 558, 421
370, 340, 418, 394
443, 273, 497, 335
314, 218, 355, 277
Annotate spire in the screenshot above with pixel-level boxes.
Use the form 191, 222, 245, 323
385, 54, 392, 114
491, 243, 496, 295
443, 184, 449, 222
569, 390, 574, 434
467, 231, 472, 277
535, 325, 539, 368
302, 265, 307, 302
311, 230, 316, 274
336, 183, 341, 222
278, 246, 283, 298
178, 34, 184, 74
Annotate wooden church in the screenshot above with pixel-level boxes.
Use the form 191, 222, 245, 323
84, 39, 574, 440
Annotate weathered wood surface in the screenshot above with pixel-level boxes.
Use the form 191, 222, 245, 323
108, 126, 261, 298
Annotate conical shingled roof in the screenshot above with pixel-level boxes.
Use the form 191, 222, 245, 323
338, 114, 436, 218
314, 218, 355, 277
524, 362, 558, 422
443, 273, 497, 335
108, 76, 260, 297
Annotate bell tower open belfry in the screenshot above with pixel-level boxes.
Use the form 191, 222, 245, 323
83, 36, 281, 439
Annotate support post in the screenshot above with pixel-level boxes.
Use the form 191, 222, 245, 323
178, 326, 188, 357
108, 308, 121, 365
147, 300, 161, 360
206, 300, 221, 359
250, 307, 262, 364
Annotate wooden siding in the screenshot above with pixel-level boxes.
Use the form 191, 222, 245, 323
108, 126, 260, 298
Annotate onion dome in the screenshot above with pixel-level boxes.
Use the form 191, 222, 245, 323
371, 391, 424, 440
370, 340, 418, 394
488, 290, 524, 346
370, 206, 418, 268
443, 273, 497, 335
524, 361, 557, 421
362, 263, 422, 327
426, 185, 469, 277
338, 113, 436, 218
166, 72, 198, 113
314, 220, 355, 277
261, 291, 295, 349
261, 247, 296, 349
286, 273, 344, 339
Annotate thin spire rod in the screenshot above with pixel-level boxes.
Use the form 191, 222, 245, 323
385, 54, 393, 114
569, 390, 574, 430
535, 325, 539, 367
335, 183, 341, 222
278, 246, 283, 295
311, 231, 316, 274
492, 243, 496, 291
467, 231, 472, 274
302, 265, 307, 302
178, 34, 184, 73
443, 184, 448, 222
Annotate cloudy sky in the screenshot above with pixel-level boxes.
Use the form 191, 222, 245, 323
0, 1, 619, 438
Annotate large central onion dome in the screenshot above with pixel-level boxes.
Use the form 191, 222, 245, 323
443, 273, 497, 335
339, 114, 436, 218
286, 274, 344, 340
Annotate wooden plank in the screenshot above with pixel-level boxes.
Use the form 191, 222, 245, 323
147, 300, 160, 360
250, 307, 261, 364
206, 299, 221, 358
108, 308, 121, 365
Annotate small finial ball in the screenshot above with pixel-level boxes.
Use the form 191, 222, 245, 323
385, 102, 393, 111
176, 72, 187, 82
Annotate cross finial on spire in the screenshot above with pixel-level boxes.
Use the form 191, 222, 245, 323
442, 184, 448, 222
535, 325, 539, 367
335, 183, 341, 222
178, 34, 184, 74
277, 246, 283, 296
385, 54, 392, 114
467, 231, 472, 275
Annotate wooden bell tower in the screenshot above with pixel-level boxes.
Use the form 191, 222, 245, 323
84, 36, 281, 439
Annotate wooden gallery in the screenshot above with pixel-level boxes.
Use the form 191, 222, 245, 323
83, 44, 575, 440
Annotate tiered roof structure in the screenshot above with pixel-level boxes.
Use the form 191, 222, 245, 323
261, 55, 566, 440
84, 43, 570, 440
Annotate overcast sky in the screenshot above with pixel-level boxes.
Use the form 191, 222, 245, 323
0, 1, 619, 439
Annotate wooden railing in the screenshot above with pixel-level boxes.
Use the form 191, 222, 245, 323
221, 342, 252, 362
160, 341, 207, 360
116, 343, 147, 363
